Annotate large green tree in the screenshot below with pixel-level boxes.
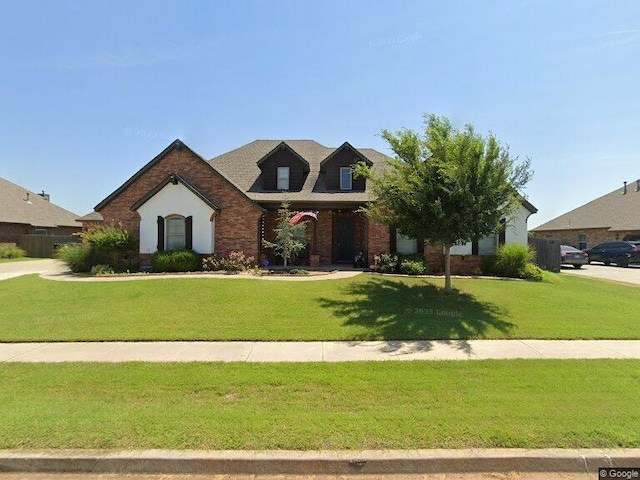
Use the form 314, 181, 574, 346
356, 114, 532, 294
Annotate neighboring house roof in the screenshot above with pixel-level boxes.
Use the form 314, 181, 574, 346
77, 211, 104, 222
209, 139, 390, 203
0, 176, 81, 228
532, 179, 640, 232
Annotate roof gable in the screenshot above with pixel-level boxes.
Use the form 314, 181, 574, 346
256, 141, 310, 171
320, 142, 373, 169
95, 139, 260, 213
131, 173, 220, 211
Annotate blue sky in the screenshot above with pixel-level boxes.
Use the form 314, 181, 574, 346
1, 0, 638, 227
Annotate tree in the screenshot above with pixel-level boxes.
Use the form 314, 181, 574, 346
262, 201, 308, 268
355, 114, 532, 294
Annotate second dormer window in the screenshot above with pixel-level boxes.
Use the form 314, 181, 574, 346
340, 167, 352, 190
277, 166, 290, 190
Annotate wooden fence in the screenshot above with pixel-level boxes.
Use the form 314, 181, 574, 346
528, 236, 561, 272
17, 235, 81, 258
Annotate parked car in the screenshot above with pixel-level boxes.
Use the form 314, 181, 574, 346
583, 241, 640, 268
560, 245, 589, 269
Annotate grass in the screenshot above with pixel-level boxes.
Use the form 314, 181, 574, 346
0, 360, 638, 449
1, 273, 639, 341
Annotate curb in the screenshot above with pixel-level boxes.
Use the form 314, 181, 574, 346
1, 449, 640, 475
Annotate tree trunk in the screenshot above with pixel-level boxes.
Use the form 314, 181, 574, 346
284, 257, 288, 268
444, 244, 452, 294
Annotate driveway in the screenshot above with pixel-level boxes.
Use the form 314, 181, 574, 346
0, 259, 67, 281
561, 262, 640, 286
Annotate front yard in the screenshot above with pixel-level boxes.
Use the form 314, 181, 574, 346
1, 273, 639, 341
1, 360, 638, 449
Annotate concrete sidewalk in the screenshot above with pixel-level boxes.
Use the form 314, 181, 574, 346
1, 340, 639, 362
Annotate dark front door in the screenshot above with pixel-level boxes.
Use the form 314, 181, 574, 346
336, 217, 355, 262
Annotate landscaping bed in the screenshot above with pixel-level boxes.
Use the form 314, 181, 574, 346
1, 360, 638, 449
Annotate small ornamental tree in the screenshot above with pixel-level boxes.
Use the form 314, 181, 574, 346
262, 201, 308, 268
355, 114, 532, 294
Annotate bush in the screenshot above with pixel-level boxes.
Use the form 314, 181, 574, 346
399, 254, 429, 275
55, 245, 93, 273
90, 264, 115, 276
374, 253, 399, 273
288, 268, 309, 275
152, 250, 201, 273
520, 262, 544, 282
80, 224, 136, 271
493, 244, 535, 278
202, 251, 256, 272
0, 245, 26, 259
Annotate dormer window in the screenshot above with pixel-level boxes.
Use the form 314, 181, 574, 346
277, 167, 290, 190
340, 167, 352, 190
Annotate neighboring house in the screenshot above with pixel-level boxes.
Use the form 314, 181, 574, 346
0, 176, 81, 244
81, 139, 536, 272
532, 180, 640, 249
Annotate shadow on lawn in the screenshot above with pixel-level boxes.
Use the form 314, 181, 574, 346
318, 277, 514, 344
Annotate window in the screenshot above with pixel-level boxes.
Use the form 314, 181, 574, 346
340, 167, 352, 190
166, 216, 186, 250
396, 231, 417, 254
33, 229, 47, 236
578, 234, 587, 250
277, 167, 290, 190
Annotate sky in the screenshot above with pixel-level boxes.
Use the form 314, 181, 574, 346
1, 0, 639, 228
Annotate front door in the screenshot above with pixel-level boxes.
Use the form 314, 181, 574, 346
336, 217, 355, 262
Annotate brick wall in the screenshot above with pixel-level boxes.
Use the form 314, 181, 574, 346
97, 143, 263, 258
532, 228, 629, 249
316, 210, 332, 264
0, 222, 81, 244
367, 218, 390, 264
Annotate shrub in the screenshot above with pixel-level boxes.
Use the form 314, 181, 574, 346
152, 250, 201, 272
0, 245, 26, 259
288, 268, 309, 275
374, 253, 399, 273
55, 245, 93, 273
399, 255, 429, 275
520, 262, 544, 282
202, 251, 256, 272
493, 244, 535, 278
90, 264, 115, 276
80, 224, 136, 271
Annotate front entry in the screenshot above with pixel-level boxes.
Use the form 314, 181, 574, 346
336, 216, 355, 262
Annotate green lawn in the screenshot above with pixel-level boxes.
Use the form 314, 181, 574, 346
1, 273, 639, 341
1, 360, 638, 449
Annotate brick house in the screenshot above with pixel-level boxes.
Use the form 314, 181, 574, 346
82, 139, 536, 272
532, 180, 640, 249
0, 176, 81, 245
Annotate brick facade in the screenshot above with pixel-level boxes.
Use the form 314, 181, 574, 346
97, 143, 263, 259
0, 222, 81, 245
533, 228, 640, 249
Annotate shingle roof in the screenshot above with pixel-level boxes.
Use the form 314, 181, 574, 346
0, 176, 81, 228
532, 179, 640, 232
208, 139, 390, 203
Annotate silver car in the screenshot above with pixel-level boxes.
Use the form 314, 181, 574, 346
561, 245, 589, 269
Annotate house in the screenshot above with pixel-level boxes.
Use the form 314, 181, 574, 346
532, 180, 640, 249
0, 176, 81, 244
82, 139, 536, 272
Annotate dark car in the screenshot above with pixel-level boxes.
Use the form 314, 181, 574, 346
584, 241, 640, 268
560, 245, 589, 268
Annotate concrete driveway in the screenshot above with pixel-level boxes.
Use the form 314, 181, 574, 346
0, 259, 67, 281
561, 262, 640, 286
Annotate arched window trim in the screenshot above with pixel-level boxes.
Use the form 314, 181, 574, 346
165, 214, 186, 251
